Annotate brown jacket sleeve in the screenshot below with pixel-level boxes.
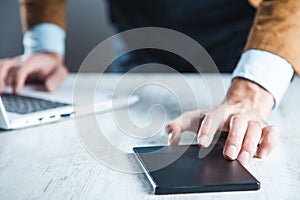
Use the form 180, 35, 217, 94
246, 0, 300, 74
19, 0, 66, 31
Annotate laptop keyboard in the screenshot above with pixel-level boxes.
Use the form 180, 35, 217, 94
1, 93, 70, 114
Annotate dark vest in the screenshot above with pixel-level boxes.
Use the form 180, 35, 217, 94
108, 0, 255, 73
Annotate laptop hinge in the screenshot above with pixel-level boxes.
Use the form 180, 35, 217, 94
0, 98, 11, 129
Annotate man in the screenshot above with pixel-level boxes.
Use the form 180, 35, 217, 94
0, 0, 299, 165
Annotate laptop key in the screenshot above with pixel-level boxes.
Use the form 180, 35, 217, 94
1, 93, 69, 114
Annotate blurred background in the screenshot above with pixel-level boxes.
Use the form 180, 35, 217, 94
0, 0, 114, 72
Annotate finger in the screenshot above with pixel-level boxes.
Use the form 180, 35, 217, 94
44, 65, 68, 92
0, 59, 16, 92
165, 110, 204, 145
197, 113, 222, 148
14, 63, 37, 94
257, 126, 280, 158
237, 121, 262, 165
197, 114, 212, 147
166, 121, 182, 145
223, 114, 248, 160
5, 67, 16, 86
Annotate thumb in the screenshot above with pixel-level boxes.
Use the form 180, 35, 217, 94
44, 65, 68, 92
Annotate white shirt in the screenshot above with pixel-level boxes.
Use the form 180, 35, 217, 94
23, 23, 294, 108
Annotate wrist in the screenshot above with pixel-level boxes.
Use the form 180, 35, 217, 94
232, 50, 294, 108
21, 52, 64, 64
45, 52, 64, 63
224, 78, 274, 119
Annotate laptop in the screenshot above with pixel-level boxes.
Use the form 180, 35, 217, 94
0, 85, 139, 130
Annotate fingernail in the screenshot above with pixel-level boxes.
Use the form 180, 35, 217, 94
238, 151, 250, 164
225, 145, 237, 159
259, 149, 268, 158
198, 135, 207, 146
168, 132, 174, 145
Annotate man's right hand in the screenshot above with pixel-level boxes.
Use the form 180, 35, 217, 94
0, 52, 68, 94
165, 78, 279, 165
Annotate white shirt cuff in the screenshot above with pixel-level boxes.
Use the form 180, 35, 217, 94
232, 49, 294, 109
23, 23, 66, 55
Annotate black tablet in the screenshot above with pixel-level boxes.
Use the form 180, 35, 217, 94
133, 144, 260, 194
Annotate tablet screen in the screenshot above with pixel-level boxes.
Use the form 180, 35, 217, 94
133, 144, 260, 194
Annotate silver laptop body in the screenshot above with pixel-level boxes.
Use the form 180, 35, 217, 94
0, 93, 74, 130
0, 92, 139, 130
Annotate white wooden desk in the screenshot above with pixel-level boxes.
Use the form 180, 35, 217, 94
0, 73, 299, 199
